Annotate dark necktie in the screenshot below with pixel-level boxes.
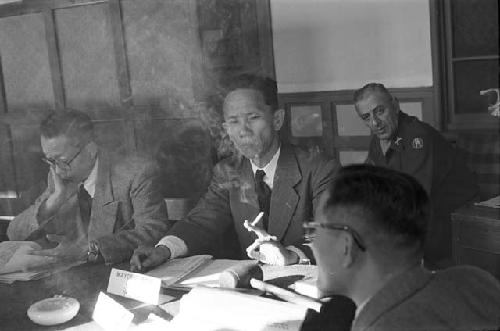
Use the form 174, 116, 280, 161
254, 169, 271, 230
78, 184, 92, 227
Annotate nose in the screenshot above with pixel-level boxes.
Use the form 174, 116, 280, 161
237, 118, 252, 136
370, 114, 381, 128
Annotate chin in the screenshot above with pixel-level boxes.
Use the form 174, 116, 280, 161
317, 275, 335, 298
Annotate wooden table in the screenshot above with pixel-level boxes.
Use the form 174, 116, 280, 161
0, 262, 316, 331
452, 204, 500, 279
0, 263, 176, 331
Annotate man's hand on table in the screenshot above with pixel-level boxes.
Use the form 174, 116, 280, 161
130, 245, 171, 272
28, 234, 88, 265
244, 219, 299, 266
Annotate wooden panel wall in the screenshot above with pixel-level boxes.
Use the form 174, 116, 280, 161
0, 0, 274, 216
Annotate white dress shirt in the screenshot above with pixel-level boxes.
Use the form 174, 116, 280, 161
83, 158, 98, 198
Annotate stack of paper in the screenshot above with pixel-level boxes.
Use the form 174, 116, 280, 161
146, 255, 257, 288
169, 286, 307, 331
0, 241, 82, 284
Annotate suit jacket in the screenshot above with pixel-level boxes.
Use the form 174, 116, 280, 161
353, 265, 500, 331
7, 152, 171, 263
167, 144, 339, 260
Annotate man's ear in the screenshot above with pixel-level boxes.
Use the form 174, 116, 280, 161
87, 141, 98, 156
391, 96, 400, 110
340, 232, 357, 268
273, 108, 285, 131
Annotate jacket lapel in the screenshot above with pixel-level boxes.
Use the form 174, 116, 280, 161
353, 265, 433, 330
87, 152, 119, 241
268, 145, 301, 239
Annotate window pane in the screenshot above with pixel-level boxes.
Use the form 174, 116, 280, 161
399, 102, 422, 120
452, 0, 499, 57
0, 14, 54, 112
453, 60, 500, 114
55, 4, 120, 109
336, 104, 370, 136
121, 0, 196, 116
290, 105, 323, 137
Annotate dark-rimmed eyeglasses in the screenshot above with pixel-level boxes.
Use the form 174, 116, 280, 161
303, 222, 367, 251
42, 143, 87, 171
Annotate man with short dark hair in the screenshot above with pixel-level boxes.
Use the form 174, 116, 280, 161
130, 75, 338, 270
308, 164, 500, 330
8, 110, 171, 264
353, 83, 478, 265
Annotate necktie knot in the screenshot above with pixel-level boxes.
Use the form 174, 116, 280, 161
255, 169, 266, 183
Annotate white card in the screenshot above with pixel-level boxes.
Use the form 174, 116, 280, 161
107, 268, 162, 305
92, 292, 133, 331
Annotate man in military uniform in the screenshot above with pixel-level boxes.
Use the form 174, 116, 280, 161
353, 83, 478, 266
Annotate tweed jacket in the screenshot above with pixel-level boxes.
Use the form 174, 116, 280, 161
7, 151, 171, 263
352, 265, 500, 331
167, 144, 339, 260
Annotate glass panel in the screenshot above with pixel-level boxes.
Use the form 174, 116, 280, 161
453, 60, 500, 114
336, 104, 370, 136
0, 14, 54, 112
452, 0, 498, 57
339, 151, 368, 166
55, 4, 120, 109
121, 0, 195, 116
399, 102, 422, 120
93, 121, 128, 157
290, 105, 323, 137
10, 124, 47, 191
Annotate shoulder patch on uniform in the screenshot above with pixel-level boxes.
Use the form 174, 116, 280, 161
412, 137, 424, 149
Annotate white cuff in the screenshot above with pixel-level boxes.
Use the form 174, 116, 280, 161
156, 235, 188, 259
286, 245, 311, 265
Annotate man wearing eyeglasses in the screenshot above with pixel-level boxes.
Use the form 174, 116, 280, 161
7, 110, 170, 264
307, 164, 500, 330
353, 83, 478, 267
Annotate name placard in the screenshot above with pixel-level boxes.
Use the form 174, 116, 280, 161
107, 268, 162, 305
93, 292, 133, 331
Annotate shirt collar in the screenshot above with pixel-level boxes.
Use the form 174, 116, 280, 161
83, 157, 98, 198
250, 147, 280, 189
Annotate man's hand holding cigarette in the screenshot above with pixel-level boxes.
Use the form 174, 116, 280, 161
243, 212, 299, 266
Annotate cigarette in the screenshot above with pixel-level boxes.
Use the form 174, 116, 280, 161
251, 212, 264, 226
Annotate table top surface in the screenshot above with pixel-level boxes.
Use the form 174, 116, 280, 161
0, 261, 316, 331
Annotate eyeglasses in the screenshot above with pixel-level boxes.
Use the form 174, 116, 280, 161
42, 143, 87, 171
303, 221, 367, 251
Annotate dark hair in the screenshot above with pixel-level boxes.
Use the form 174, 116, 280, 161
323, 164, 428, 249
353, 82, 392, 104
40, 110, 94, 144
225, 74, 278, 111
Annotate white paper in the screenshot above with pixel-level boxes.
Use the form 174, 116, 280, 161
107, 268, 162, 305
170, 287, 306, 331
145, 255, 212, 287
92, 292, 134, 331
0, 241, 46, 274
